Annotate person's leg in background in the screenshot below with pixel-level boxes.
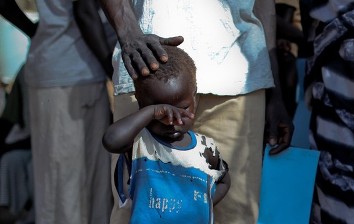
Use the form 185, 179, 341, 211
0, 150, 33, 224
29, 82, 111, 224
193, 90, 265, 224
80, 83, 112, 224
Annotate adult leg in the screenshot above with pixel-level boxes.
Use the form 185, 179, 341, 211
0, 150, 32, 216
29, 83, 111, 224
79, 83, 112, 224
193, 90, 265, 224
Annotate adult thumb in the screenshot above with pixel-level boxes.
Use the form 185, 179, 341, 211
160, 36, 184, 46
268, 123, 278, 146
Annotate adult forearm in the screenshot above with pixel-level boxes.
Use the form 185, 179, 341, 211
99, 0, 143, 45
73, 0, 113, 77
255, 0, 294, 154
254, 0, 282, 98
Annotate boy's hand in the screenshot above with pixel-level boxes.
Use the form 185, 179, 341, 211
152, 104, 194, 126
120, 34, 184, 79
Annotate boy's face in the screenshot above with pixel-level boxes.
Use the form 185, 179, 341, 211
137, 73, 196, 142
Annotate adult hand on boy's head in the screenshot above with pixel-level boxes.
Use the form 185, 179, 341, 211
121, 34, 184, 80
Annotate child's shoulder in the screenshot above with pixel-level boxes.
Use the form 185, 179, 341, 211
193, 132, 224, 171
193, 131, 217, 149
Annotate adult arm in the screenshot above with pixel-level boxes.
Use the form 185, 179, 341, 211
102, 104, 193, 153
0, 0, 37, 38
276, 16, 304, 45
99, 0, 183, 79
254, 0, 294, 155
73, 0, 113, 79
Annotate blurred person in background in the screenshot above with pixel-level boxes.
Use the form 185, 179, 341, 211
300, 0, 354, 223
0, 0, 115, 223
0, 65, 33, 224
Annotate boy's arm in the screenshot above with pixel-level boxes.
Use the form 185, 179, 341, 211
213, 171, 231, 206
98, 0, 183, 79
102, 106, 156, 154
73, 0, 113, 79
0, 0, 37, 38
102, 104, 194, 153
205, 146, 231, 205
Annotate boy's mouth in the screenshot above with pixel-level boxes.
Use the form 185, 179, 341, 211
165, 130, 183, 140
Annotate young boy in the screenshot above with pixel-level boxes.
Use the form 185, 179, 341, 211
102, 46, 230, 223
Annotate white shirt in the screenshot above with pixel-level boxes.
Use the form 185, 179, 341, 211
113, 0, 274, 96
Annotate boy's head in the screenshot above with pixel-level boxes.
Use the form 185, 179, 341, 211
134, 46, 197, 108
134, 46, 197, 141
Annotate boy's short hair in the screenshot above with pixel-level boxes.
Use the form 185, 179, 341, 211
134, 46, 196, 88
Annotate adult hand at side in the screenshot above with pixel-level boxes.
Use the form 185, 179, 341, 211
121, 34, 184, 79
265, 96, 294, 155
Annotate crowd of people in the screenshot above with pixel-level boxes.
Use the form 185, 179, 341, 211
0, 0, 353, 223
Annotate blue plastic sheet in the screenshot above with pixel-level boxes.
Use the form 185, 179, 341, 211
258, 146, 320, 224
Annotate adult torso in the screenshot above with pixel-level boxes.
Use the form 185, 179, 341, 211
25, 0, 106, 88
113, 0, 274, 96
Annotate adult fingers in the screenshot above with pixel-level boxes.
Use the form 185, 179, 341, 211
269, 123, 294, 155
122, 54, 138, 80
154, 36, 184, 63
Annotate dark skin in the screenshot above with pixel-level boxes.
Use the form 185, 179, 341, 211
99, 0, 294, 155
73, 0, 114, 79
102, 73, 230, 205
254, 0, 295, 154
